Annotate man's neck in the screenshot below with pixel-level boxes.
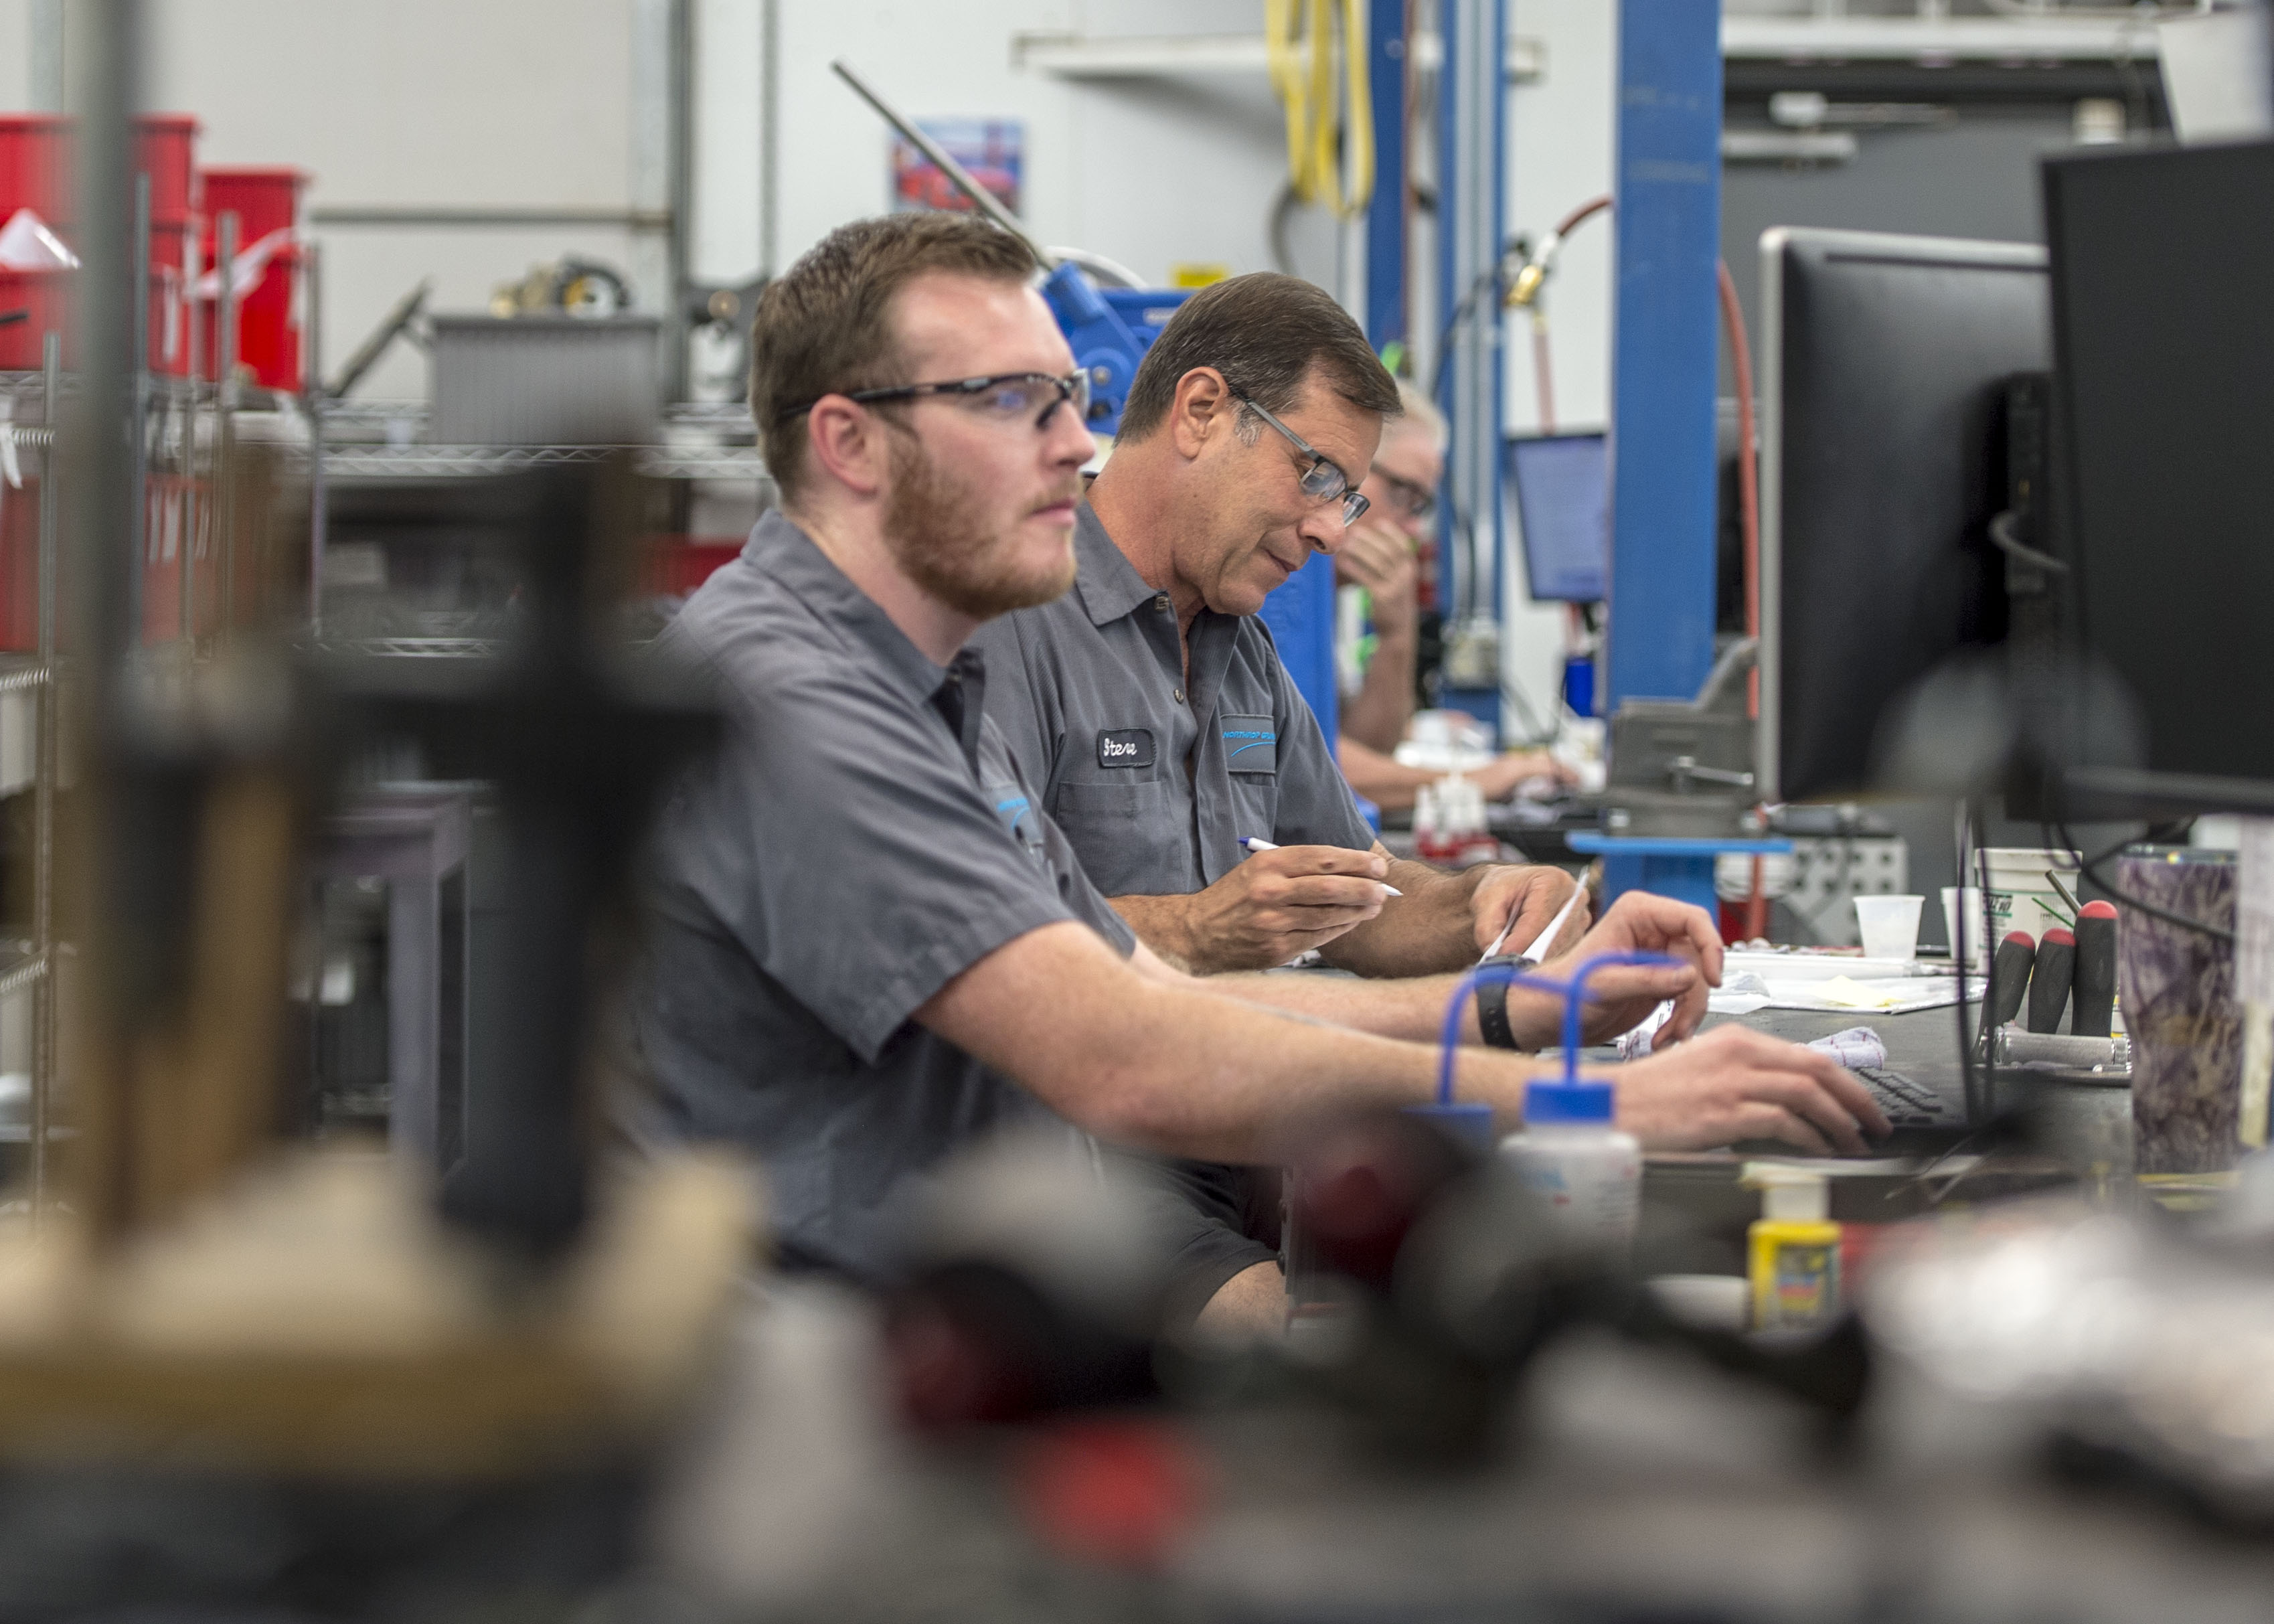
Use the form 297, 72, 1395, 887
1088, 452, 1208, 636
783, 499, 977, 667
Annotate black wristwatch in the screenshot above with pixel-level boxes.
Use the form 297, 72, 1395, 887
1475, 954, 1522, 1050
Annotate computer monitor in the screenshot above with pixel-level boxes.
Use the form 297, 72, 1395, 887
1508, 431, 1608, 602
1758, 227, 2048, 805
2046, 139, 2274, 814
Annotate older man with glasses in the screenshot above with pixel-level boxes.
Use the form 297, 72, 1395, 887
1332, 380, 1574, 814
972, 275, 1583, 985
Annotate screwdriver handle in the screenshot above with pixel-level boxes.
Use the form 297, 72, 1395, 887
2028, 926, 2076, 1035
2073, 901, 2118, 1038
1990, 931, 2036, 1029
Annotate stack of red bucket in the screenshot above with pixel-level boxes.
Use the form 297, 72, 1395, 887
0, 116, 312, 649
0, 113, 203, 375
0, 113, 75, 372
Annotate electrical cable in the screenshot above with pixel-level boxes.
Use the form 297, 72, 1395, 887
2056, 814, 2236, 944
1044, 246, 1143, 290
1988, 509, 2069, 576
1427, 252, 1515, 625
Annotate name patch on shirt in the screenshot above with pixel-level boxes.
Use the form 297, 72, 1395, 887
1222, 714, 1278, 775
1096, 728, 1156, 769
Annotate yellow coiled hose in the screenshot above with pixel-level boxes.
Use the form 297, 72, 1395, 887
1265, 0, 1376, 220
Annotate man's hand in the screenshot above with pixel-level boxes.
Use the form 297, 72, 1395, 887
1471, 750, 1580, 802
1615, 1023, 1889, 1155
1333, 517, 1418, 632
1520, 891, 1724, 1048
1471, 864, 1589, 960
1129, 845, 1394, 974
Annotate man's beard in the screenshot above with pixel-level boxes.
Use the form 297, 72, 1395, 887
882, 433, 1078, 618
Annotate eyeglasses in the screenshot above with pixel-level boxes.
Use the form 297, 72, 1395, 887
1229, 390, 1370, 527
775, 370, 1092, 430
1370, 465, 1437, 522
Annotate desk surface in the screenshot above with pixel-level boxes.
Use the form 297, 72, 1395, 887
1704, 1001, 2135, 1184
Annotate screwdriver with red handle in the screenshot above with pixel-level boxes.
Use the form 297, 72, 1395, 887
1990, 930, 2036, 1030
2028, 926, 2076, 1034
2072, 900, 2119, 1037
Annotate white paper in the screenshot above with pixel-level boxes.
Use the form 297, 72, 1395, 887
1807, 1026, 1888, 1070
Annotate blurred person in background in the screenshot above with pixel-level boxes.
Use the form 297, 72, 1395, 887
1335, 380, 1573, 814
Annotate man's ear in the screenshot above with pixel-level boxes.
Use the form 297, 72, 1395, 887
1168, 367, 1232, 463
805, 399, 890, 499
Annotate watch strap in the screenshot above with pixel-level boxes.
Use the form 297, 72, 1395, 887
1475, 954, 1522, 1050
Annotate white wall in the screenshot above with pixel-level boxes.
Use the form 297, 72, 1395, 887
0, 1, 30, 108
136, 0, 655, 400
1, 1, 1342, 403
757, 1, 1324, 291
1501, 0, 1617, 729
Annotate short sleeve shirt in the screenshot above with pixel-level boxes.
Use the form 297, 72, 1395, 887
971, 501, 1374, 898
634, 510, 1136, 1281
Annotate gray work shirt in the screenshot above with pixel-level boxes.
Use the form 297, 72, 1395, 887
971, 501, 1374, 898
634, 509, 1136, 1281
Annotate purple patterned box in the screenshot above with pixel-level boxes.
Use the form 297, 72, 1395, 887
2121, 847, 2240, 1174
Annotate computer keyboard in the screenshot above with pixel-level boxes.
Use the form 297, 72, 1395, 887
1855, 1066, 1957, 1129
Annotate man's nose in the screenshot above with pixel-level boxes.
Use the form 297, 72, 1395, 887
1299, 505, 1344, 556
1046, 397, 1099, 463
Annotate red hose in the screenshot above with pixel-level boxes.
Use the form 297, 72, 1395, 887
1530, 319, 1556, 434
1552, 194, 1613, 241
1522, 195, 1611, 432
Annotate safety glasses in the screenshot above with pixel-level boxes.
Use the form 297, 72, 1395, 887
1370, 465, 1437, 522
777, 370, 1092, 430
1230, 390, 1369, 527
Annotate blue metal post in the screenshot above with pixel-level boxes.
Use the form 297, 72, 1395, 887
1365, 0, 1407, 353
1601, 0, 1724, 907
1605, 0, 1722, 711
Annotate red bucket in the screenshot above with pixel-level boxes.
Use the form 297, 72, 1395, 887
0, 267, 70, 370
200, 166, 307, 391
642, 538, 744, 598
133, 114, 200, 229
0, 116, 72, 231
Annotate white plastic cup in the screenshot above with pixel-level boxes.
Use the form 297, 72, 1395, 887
1941, 886, 1985, 969
1854, 894, 1925, 961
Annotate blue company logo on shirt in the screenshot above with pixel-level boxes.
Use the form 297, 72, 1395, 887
1222, 716, 1278, 775
990, 789, 1044, 854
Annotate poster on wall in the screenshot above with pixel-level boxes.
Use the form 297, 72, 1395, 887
891, 118, 1023, 215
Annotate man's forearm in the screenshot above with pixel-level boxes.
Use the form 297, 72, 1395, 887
1107, 894, 1201, 972
1194, 955, 1566, 1051
1335, 737, 1437, 814
921, 924, 1546, 1162
1339, 624, 1416, 754
1319, 856, 1483, 977
1196, 961, 1478, 1044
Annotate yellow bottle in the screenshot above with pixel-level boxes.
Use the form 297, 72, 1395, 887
1742, 1165, 1841, 1331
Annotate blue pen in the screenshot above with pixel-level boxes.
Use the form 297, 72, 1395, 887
1240, 835, 1402, 896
